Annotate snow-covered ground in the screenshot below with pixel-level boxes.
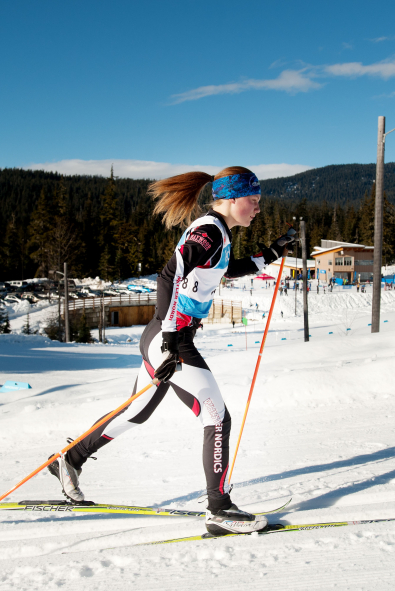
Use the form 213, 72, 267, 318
75, 274, 158, 290
1, 286, 395, 590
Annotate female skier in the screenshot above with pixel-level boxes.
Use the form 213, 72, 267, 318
49, 166, 295, 536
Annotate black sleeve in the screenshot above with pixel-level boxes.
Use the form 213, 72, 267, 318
224, 249, 259, 279
224, 245, 277, 279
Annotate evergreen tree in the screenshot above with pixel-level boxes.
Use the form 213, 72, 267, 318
272, 202, 282, 237
98, 245, 113, 282
320, 201, 333, 238
47, 178, 82, 276
98, 166, 120, 280
21, 313, 33, 335
251, 205, 266, 252
309, 219, 323, 250
383, 193, 395, 265
327, 207, 342, 241
79, 192, 100, 276
294, 197, 309, 221
28, 188, 53, 277
262, 199, 275, 244
161, 236, 176, 268
232, 226, 249, 258
114, 221, 141, 279
76, 313, 92, 343
3, 214, 23, 279
0, 307, 11, 334
358, 186, 395, 264
358, 188, 375, 245
342, 205, 358, 243
43, 313, 63, 341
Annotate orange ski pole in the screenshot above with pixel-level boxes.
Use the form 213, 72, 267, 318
228, 257, 286, 484
0, 378, 159, 502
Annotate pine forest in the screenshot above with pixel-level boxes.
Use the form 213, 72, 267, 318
1, 163, 395, 282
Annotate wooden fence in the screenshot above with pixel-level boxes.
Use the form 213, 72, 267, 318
62, 293, 241, 327
64, 292, 157, 313
206, 298, 242, 324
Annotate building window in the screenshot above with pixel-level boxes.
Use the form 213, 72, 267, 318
356, 260, 373, 266
328, 260, 332, 265
344, 257, 352, 266
359, 272, 373, 281
335, 257, 343, 266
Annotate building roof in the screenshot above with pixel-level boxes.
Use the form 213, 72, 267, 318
270, 256, 315, 269
310, 243, 374, 258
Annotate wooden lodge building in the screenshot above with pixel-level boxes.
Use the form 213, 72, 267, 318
311, 240, 374, 283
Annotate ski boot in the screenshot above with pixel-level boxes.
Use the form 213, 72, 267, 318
48, 452, 85, 503
205, 503, 268, 536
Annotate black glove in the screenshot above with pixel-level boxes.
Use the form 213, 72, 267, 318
154, 331, 179, 383
270, 228, 297, 259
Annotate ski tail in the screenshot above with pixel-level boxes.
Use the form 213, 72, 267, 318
255, 497, 291, 515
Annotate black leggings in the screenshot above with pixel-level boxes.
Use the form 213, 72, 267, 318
69, 317, 232, 511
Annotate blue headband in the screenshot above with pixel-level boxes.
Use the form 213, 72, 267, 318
212, 173, 261, 201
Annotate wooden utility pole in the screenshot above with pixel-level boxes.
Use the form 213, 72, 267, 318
372, 116, 395, 333
372, 116, 385, 334
64, 263, 70, 343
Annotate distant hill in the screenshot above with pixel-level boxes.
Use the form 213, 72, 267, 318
260, 163, 395, 205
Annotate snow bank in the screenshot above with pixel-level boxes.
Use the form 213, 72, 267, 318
0, 333, 52, 346
1, 270, 395, 590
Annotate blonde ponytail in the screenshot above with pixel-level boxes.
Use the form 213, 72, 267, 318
149, 171, 212, 229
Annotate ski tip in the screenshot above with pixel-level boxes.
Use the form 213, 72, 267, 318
19, 500, 70, 506
18, 500, 96, 506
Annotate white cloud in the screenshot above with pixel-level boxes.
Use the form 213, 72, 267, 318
169, 57, 395, 105
370, 36, 395, 43
325, 59, 395, 79
25, 159, 312, 180
373, 90, 395, 98
170, 70, 322, 104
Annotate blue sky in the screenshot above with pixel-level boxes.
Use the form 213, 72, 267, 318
1, 0, 395, 179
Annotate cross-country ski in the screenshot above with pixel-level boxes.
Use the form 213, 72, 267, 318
0, 497, 291, 517
136, 516, 395, 547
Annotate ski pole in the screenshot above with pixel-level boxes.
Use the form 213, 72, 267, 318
228, 257, 286, 485
0, 378, 159, 502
